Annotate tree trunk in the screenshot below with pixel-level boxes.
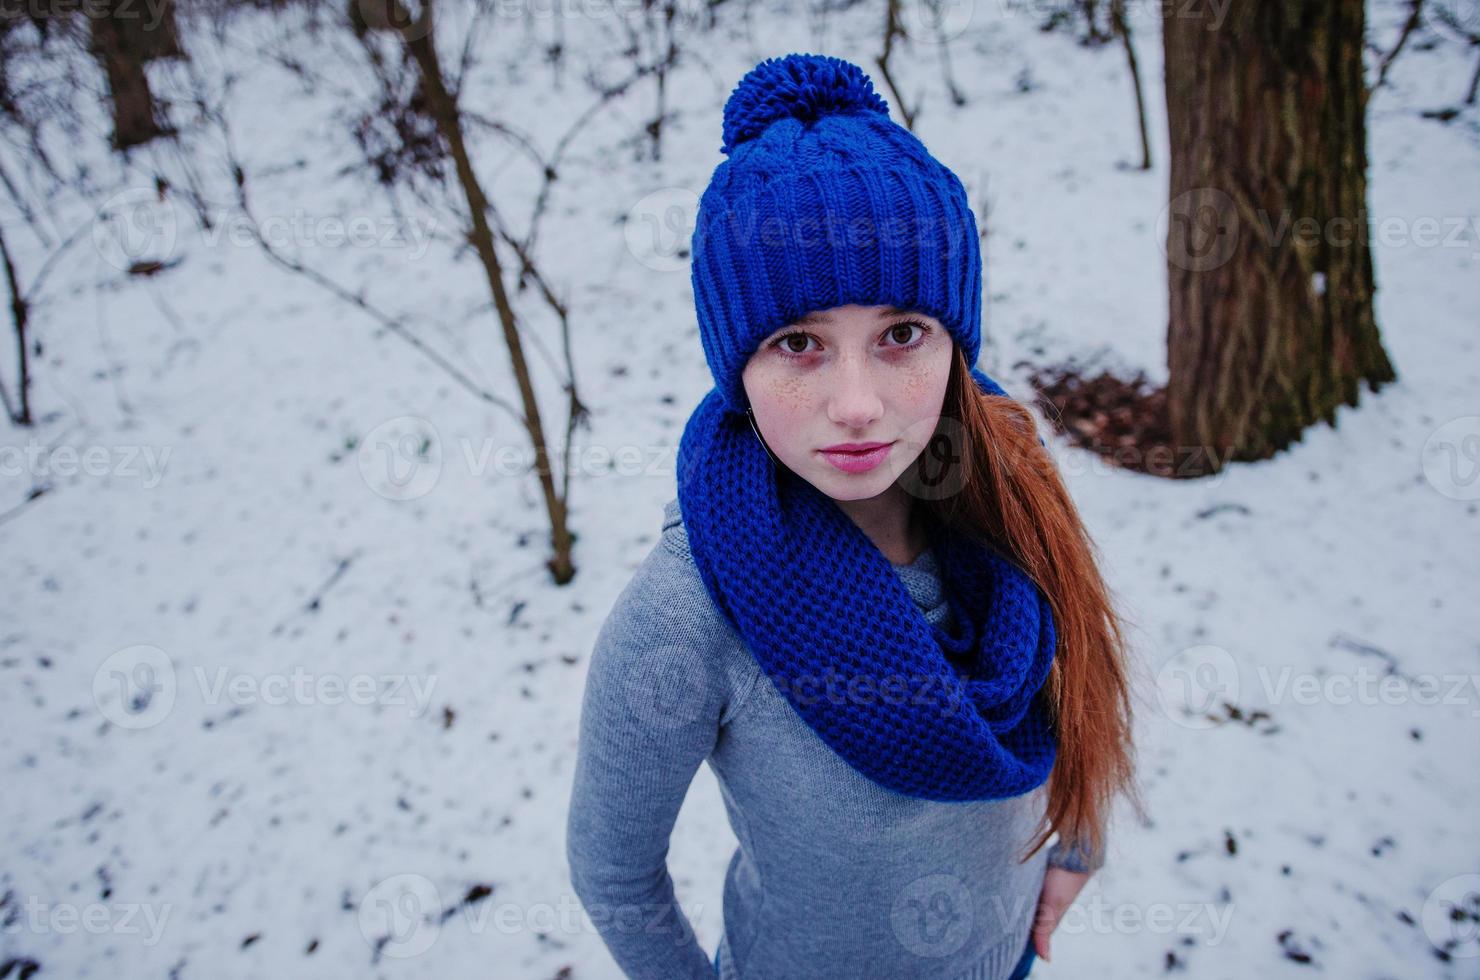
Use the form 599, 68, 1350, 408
89, 0, 183, 150
1162, 0, 1395, 469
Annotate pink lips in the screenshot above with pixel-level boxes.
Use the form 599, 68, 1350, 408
818, 441, 894, 474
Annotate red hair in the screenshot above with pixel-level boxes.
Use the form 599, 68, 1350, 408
915, 350, 1146, 862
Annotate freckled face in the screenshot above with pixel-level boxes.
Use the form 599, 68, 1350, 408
740, 304, 955, 502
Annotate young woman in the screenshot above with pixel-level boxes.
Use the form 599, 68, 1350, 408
567, 53, 1141, 980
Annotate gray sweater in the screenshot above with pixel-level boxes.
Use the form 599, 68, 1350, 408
565, 496, 1104, 980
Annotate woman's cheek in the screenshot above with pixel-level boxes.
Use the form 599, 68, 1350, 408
893, 359, 945, 413
762, 374, 816, 419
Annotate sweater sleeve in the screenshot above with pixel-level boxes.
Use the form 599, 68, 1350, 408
565, 541, 728, 980
1046, 830, 1106, 874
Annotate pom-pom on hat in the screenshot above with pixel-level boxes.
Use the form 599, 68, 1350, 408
719, 55, 891, 154
690, 53, 983, 413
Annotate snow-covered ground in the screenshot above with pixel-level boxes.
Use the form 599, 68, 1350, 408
2, 0, 1477, 976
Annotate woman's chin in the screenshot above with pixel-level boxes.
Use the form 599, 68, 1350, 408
806, 463, 901, 502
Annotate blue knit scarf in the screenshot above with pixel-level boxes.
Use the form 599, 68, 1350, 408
676, 368, 1058, 802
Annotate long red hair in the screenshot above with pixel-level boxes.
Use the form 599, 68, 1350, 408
915, 349, 1146, 863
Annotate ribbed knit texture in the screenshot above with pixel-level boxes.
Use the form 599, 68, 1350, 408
676, 365, 1059, 802
691, 53, 982, 412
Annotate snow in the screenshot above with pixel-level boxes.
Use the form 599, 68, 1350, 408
1, 0, 1477, 977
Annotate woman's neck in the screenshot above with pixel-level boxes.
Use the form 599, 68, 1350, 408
832, 485, 928, 565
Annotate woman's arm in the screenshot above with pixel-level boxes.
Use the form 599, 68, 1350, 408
1033, 828, 1106, 961
565, 544, 728, 980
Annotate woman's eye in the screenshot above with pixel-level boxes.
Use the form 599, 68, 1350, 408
886, 321, 929, 346
774, 332, 815, 355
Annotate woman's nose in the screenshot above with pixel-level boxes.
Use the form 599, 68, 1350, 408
825, 356, 884, 429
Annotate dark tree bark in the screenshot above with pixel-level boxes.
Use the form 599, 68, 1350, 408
88, 0, 183, 150
1110, 0, 1151, 170
0, 225, 31, 425
1162, 0, 1395, 468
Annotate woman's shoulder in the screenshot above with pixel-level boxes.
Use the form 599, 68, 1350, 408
590, 496, 756, 718
616, 494, 703, 605
624, 495, 735, 647
658, 494, 693, 563
603, 496, 708, 621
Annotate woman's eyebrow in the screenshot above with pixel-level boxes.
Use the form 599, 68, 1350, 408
790, 305, 914, 327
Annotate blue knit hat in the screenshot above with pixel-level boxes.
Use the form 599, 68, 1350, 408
690, 53, 983, 413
